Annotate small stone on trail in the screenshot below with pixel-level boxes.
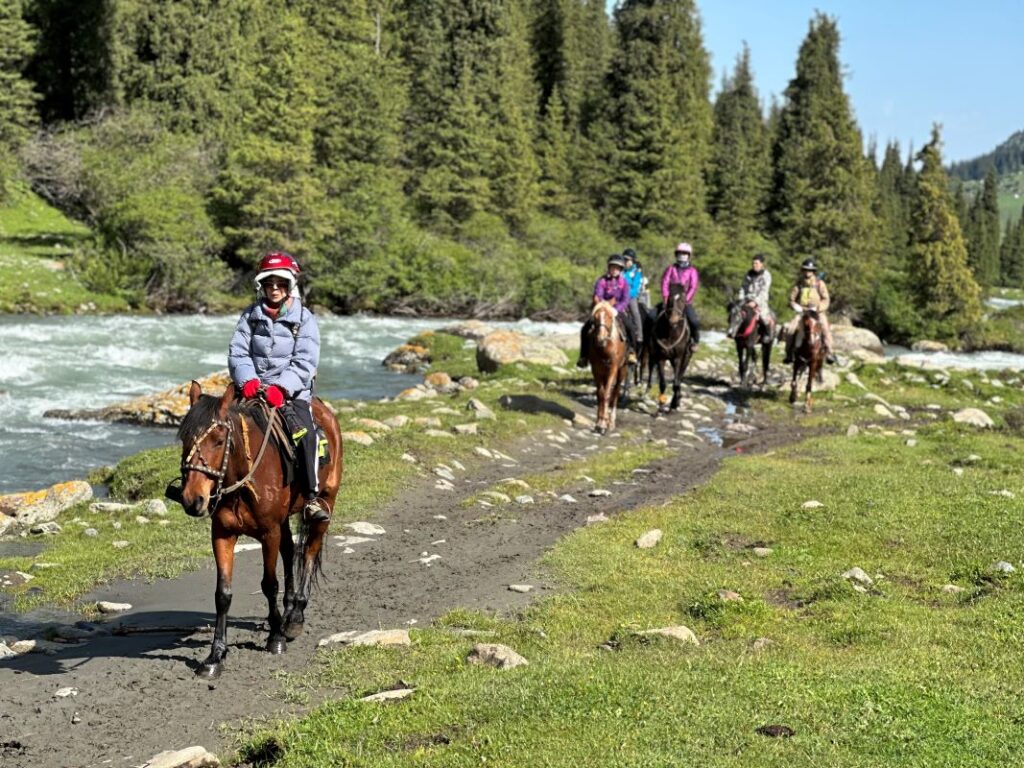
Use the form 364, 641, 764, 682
419, 553, 441, 566
142, 746, 221, 768
83, 528, 98, 537
346, 521, 386, 536
992, 561, 1016, 574
481, 491, 511, 503
400, 453, 417, 463
717, 589, 743, 602
801, 500, 824, 510
112, 540, 129, 549
433, 514, 447, 520
97, 601, 132, 613
54, 686, 78, 698
515, 495, 534, 505
468, 398, 496, 420
332, 535, 373, 547
952, 467, 964, 477
952, 408, 994, 428
319, 629, 411, 648
941, 584, 965, 594
234, 541, 260, 553
474, 447, 494, 458
586, 513, 608, 525
508, 584, 533, 593
559, 494, 577, 504
906, 439, 917, 447
588, 488, 612, 497
635, 529, 663, 549
500, 478, 531, 490
752, 547, 773, 558
454, 423, 479, 435
467, 643, 528, 670
342, 431, 374, 447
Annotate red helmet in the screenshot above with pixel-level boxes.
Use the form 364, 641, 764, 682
254, 251, 301, 292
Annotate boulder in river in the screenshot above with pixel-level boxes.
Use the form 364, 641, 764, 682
911, 339, 950, 353
43, 370, 231, 427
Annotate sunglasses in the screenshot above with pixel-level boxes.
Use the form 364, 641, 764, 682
261, 280, 290, 290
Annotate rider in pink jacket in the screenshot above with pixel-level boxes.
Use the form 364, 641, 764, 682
659, 242, 701, 349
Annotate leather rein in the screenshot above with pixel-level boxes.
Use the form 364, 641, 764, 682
181, 404, 278, 514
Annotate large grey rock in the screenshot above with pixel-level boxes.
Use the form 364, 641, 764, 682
475, 331, 569, 373
831, 325, 884, 356
0, 480, 93, 526
44, 371, 231, 427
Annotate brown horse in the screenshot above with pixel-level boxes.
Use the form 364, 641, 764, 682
728, 300, 773, 387
789, 309, 825, 411
645, 285, 693, 412
586, 300, 629, 434
171, 382, 343, 678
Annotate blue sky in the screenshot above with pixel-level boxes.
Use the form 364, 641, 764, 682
609, 1, 1024, 164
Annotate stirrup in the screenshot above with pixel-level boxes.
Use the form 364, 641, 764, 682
575, 357, 589, 369
304, 498, 331, 523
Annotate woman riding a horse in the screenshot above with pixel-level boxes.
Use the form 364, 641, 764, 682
780, 258, 836, 366
577, 254, 638, 367
229, 252, 330, 523
658, 242, 700, 351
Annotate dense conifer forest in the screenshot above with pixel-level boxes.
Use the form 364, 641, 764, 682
0, 0, 1019, 344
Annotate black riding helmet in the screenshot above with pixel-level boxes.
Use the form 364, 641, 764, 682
800, 258, 817, 272
607, 254, 627, 270
622, 248, 637, 262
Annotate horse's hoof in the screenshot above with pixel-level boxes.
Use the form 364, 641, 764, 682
197, 662, 222, 679
283, 621, 304, 641
266, 637, 287, 655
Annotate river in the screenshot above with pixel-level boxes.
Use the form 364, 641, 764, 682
0, 314, 576, 495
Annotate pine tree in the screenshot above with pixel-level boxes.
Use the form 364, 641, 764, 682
536, 84, 573, 216
708, 45, 769, 236
907, 126, 982, 342
0, 0, 38, 192
211, 9, 330, 269
964, 166, 1001, 288
1001, 213, 1024, 287
597, 0, 712, 240
769, 13, 881, 315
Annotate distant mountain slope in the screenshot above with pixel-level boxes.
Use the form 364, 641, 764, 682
950, 130, 1024, 180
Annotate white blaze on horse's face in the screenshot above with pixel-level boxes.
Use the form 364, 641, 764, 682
180, 425, 229, 516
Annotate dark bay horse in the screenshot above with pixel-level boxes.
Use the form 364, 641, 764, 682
586, 300, 629, 434
789, 309, 825, 411
173, 382, 343, 678
728, 300, 773, 387
645, 285, 692, 412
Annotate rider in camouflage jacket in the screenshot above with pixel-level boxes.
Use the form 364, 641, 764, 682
728, 254, 775, 338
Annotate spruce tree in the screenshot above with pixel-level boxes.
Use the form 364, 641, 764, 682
597, 0, 712, 240
0, 0, 38, 192
907, 127, 982, 342
769, 13, 881, 315
708, 45, 769, 236
1001, 214, 1024, 287
536, 85, 574, 216
965, 167, 1001, 288
211, 9, 329, 270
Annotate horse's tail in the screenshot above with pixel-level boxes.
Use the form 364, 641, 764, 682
295, 515, 326, 592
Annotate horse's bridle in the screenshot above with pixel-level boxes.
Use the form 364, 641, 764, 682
179, 406, 278, 514
656, 296, 688, 353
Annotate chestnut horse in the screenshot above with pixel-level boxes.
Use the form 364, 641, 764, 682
645, 285, 693, 412
586, 300, 629, 434
171, 382, 343, 678
728, 300, 773, 387
789, 309, 825, 411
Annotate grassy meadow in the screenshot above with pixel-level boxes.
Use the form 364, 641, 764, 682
224, 361, 1024, 767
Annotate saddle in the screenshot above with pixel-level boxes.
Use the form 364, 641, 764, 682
241, 399, 329, 486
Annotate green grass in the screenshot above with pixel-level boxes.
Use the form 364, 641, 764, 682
0, 184, 128, 313
226, 362, 1024, 767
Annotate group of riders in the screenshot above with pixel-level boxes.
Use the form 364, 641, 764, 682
577, 241, 837, 368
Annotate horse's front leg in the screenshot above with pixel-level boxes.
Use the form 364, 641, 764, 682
670, 358, 683, 410
199, 530, 237, 679
789, 362, 800, 404
761, 341, 773, 385
261, 529, 287, 654
610, 365, 626, 430
736, 341, 746, 384
805, 360, 816, 413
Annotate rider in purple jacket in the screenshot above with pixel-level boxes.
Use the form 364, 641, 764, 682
659, 242, 701, 349
577, 254, 638, 367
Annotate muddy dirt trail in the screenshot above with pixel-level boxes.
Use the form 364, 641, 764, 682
0, 381, 810, 768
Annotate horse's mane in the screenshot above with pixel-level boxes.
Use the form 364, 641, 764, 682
177, 395, 270, 443
592, 300, 616, 317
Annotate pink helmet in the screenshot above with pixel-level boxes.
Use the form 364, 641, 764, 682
254, 251, 301, 293
674, 242, 692, 256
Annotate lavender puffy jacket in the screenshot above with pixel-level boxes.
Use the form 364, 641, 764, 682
228, 298, 319, 401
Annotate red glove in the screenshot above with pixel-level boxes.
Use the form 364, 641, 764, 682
264, 385, 285, 408
241, 379, 260, 399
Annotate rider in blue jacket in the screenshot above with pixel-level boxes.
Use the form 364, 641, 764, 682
622, 248, 645, 354
228, 251, 329, 523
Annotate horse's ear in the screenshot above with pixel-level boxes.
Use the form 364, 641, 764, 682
218, 383, 235, 417
189, 380, 202, 406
